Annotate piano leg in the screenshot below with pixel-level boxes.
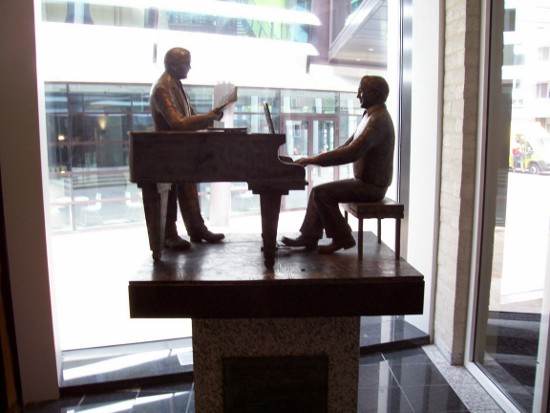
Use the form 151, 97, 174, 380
142, 183, 171, 261
259, 192, 282, 268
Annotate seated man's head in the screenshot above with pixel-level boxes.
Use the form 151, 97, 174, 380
357, 76, 389, 109
164, 47, 192, 80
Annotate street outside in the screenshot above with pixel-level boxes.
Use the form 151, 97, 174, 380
493, 171, 550, 312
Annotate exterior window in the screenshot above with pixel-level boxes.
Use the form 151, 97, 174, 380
504, 7, 516, 32
474, 2, 550, 412
536, 83, 548, 99
503, 44, 525, 66
538, 46, 550, 61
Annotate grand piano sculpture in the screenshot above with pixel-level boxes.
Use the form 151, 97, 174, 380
128, 129, 306, 268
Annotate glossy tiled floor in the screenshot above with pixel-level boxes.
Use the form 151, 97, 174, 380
23, 345, 504, 413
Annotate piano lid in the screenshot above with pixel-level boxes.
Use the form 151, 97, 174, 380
129, 130, 306, 190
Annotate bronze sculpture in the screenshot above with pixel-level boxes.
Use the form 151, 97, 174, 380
142, 47, 225, 251
282, 75, 395, 254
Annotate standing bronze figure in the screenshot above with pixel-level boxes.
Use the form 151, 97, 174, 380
143, 47, 225, 252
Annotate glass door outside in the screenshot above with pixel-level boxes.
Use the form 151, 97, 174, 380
310, 119, 337, 189
281, 117, 337, 211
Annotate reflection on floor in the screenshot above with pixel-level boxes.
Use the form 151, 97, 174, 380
360, 316, 429, 352
22, 317, 505, 413
23, 345, 505, 413
60, 316, 427, 388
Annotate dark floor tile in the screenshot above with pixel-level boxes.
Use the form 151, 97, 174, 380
400, 385, 469, 413
362, 316, 385, 325
134, 381, 193, 412
359, 362, 400, 388
23, 396, 83, 413
22, 344, 479, 413
76, 389, 139, 412
360, 352, 385, 365
390, 320, 428, 343
390, 363, 450, 387
132, 390, 191, 412
186, 391, 195, 413
138, 381, 193, 394
361, 319, 429, 351
357, 386, 414, 413
383, 347, 432, 365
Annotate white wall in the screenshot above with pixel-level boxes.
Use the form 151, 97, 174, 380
0, 0, 60, 403
405, 1, 443, 335
38, 22, 366, 91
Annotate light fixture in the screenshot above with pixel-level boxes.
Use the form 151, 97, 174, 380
98, 115, 107, 131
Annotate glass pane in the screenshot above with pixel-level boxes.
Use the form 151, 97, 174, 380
331, 0, 364, 42
283, 119, 309, 209
186, 86, 215, 113
284, 119, 309, 158
231, 183, 261, 215
281, 90, 337, 114
311, 120, 335, 187
339, 92, 363, 179
281, 118, 336, 209
475, 2, 550, 412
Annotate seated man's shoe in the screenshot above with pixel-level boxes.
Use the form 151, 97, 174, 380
281, 234, 319, 251
165, 235, 191, 251
190, 230, 225, 243
318, 237, 356, 254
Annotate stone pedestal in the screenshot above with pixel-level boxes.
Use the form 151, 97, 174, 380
192, 317, 360, 413
129, 233, 425, 412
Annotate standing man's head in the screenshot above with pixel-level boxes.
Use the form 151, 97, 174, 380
164, 47, 191, 80
357, 76, 389, 109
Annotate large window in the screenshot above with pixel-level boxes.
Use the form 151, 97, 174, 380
32, 0, 408, 390
474, 2, 550, 412
46, 83, 151, 231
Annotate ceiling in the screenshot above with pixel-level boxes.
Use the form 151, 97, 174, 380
328, 0, 388, 68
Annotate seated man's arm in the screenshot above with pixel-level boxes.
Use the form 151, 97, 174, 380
298, 117, 388, 167
295, 135, 354, 166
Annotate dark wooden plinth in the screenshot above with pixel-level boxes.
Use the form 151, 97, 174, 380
129, 232, 424, 319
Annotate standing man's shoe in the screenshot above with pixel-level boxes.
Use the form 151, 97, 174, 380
281, 234, 319, 251
317, 237, 356, 254
165, 235, 191, 250
190, 230, 225, 243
